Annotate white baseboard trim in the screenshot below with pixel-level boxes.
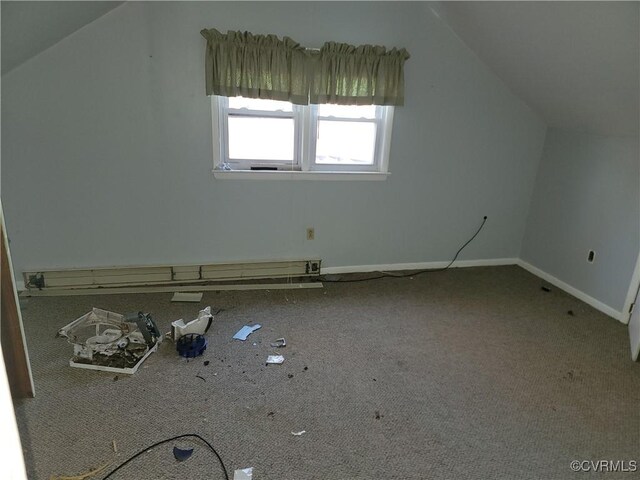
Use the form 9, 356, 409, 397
516, 260, 625, 323
16, 280, 25, 292
322, 258, 518, 275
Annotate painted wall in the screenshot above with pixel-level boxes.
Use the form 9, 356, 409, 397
1, 2, 546, 278
521, 129, 640, 313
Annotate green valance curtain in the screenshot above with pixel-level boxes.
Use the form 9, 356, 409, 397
310, 42, 410, 106
200, 28, 312, 105
200, 29, 410, 106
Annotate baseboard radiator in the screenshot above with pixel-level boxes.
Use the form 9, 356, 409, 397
23, 259, 321, 291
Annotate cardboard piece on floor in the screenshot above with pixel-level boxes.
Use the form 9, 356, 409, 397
171, 292, 203, 302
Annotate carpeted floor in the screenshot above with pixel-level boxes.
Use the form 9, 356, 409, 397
13, 266, 640, 480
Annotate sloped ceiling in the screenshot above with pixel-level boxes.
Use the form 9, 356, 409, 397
433, 1, 639, 137
2, 1, 638, 137
1, 1, 123, 75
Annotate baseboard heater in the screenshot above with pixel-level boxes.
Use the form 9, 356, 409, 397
23, 259, 321, 291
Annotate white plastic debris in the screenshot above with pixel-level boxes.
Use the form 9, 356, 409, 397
270, 338, 286, 348
233, 467, 253, 480
266, 355, 285, 364
57, 308, 162, 374
291, 430, 306, 436
171, 306, 214, 341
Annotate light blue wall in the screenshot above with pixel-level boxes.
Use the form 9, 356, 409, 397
1, 2, 546, 278
522, 129, 640, 312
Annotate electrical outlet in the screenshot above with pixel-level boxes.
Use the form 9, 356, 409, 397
306, 228, 315, 240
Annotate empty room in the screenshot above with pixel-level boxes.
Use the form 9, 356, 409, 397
1, 1, 639, 479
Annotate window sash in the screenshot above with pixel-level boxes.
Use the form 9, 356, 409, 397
217, 96, 303, 169
308, 105, 384, 172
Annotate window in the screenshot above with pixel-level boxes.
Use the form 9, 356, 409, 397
211, 96, 394, 177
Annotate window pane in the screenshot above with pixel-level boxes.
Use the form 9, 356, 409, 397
315, 120, 376, 165
228, 117, 294, 161
228, 96, 293, 112
317, 104, 376, 119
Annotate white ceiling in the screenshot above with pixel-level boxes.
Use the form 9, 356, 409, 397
1, 1, 123, 75
433, 1, 639, 137
1, 1, 638, 137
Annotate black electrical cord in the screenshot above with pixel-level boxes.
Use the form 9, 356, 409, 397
319, 216, 488, 283
102, 433, 229, 480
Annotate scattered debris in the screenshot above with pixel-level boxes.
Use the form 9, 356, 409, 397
233, 324, 262, 341
196, 375, 206, 382
234, 467, 254, 480
57, 308, 162, 374
177, 334, 208, 358
50, 463, 109, 480
171, 292, 204, 303
303, 366, 308, 371
541, 286, 551, 292
171, 306, 214, 341
567, 310, 575, 316
252, 342, 257, 346
375, 410, 383, 420
288, 373, 294, 379
373, 378, 377, 382
173, 446, 194, 462
267, 411, 275, 417
266, 355, 285, 365
112, 440, 118, 454
291, 430, 306, 436
113, 375, 119, 382
204, 360, 210, 366
270, 338, 286, 348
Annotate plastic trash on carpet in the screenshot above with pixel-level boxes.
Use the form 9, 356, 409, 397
171, 306, 214, 341
57, 308, 162, 374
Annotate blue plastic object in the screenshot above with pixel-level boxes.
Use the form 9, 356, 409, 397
173, 446, 194, 462
176, 333, 207, 358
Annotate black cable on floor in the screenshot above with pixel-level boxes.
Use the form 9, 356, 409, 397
320, 216, 488, 283
102, 433, 229, 480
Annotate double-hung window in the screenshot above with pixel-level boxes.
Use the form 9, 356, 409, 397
212, 97, 394, 175
201, 28, 409, 178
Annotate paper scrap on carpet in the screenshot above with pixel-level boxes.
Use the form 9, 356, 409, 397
233, 467, 253, 480
233, 324, 261, 341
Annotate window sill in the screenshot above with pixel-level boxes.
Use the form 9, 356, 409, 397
212, 169, 390, 181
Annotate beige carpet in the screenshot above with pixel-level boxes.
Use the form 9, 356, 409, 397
13, 266, 640, 479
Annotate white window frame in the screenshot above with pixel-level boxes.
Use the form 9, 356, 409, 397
211, 96, 394, 180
